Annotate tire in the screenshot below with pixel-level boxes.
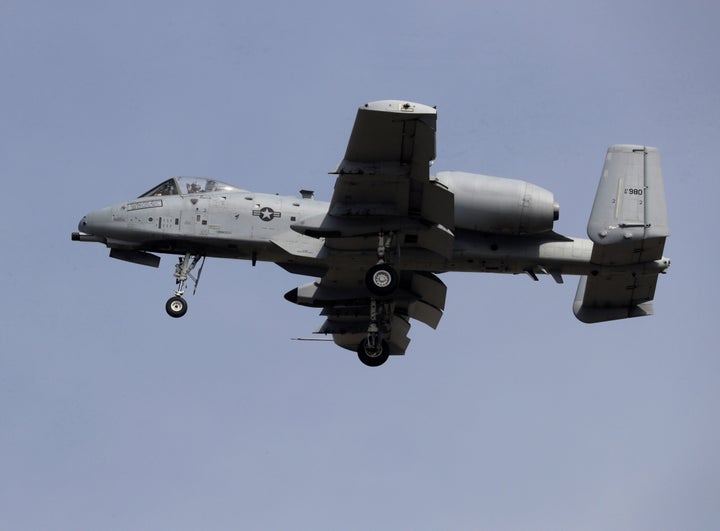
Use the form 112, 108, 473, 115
365, 264, 399, 297
357, 339, 390, 367
166, 296, 188, 318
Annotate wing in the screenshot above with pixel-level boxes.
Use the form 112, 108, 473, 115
292, 100, 454, 254
288, 100, 454, 355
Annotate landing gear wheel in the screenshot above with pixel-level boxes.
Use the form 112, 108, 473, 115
365, 264, 399, 297
165, 296, 188, 318
357, 338, 390, 367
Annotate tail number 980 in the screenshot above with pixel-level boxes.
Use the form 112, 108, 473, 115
624, 188, 644, 196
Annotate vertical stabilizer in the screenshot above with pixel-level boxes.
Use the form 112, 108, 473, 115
574, 145, 670, 323
587, 145, 669, 265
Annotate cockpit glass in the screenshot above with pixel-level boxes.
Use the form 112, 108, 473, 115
139, 179, 178, 198
139, 177, 244, 198
177, 177, 244, 195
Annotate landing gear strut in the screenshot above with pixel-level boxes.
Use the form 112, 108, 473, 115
358, 232, 398, 366
165, 253, 205, 318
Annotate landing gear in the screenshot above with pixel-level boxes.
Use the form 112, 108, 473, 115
357, 297, 392, 367
165, 253, 205, 318
165, 295, 188, 318
357, 232, 399, 366
365, 263, 398, 296
357, 337, 390, 367
364, 231, 399, 297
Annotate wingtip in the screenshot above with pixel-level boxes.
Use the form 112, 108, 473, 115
362, 100, 437, 115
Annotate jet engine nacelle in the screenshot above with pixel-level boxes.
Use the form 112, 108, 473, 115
434, 171, 559, 234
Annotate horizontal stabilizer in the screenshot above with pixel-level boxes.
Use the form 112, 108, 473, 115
573, 272, 658, 323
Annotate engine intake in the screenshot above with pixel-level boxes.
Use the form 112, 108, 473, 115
434, 171, 559, 234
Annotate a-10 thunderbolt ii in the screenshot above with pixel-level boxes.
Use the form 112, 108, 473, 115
73, 100, 670, 366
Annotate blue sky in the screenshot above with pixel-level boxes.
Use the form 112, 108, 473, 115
1, 1, 718, 529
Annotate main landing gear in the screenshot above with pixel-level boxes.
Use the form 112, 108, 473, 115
357, 298, 391, 366
165, 253, 205, 318
358, 232, 397, 367
363, 231, 399, 296
365, 263, 398, 296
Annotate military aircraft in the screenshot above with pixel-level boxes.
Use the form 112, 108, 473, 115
72, 100, 670, 366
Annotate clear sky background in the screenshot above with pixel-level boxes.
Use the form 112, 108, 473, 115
1, 1, 718, 529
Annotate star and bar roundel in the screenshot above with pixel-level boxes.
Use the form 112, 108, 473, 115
252, 206, 281, 222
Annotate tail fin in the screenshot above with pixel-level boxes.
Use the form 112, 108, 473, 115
574, 145, 670, 323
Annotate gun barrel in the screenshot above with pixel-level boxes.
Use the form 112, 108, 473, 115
72, 232, 106, 243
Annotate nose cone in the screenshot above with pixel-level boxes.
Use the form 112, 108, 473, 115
78, 206, 114, 236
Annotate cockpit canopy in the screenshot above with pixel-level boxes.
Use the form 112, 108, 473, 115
139, 177, 245, 198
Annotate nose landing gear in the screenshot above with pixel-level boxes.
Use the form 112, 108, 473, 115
166, 295, 188, 318
165, 253, 205, 318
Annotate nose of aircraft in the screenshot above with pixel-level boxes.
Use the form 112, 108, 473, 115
77, 206, 114, 236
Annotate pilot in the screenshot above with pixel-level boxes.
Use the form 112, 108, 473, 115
155, 181, 174, 196
187, 182, 202, 194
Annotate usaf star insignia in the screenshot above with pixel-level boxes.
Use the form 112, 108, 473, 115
252, 206, 281, 222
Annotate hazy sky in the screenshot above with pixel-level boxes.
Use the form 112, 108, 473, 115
2, 1, 719, 529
